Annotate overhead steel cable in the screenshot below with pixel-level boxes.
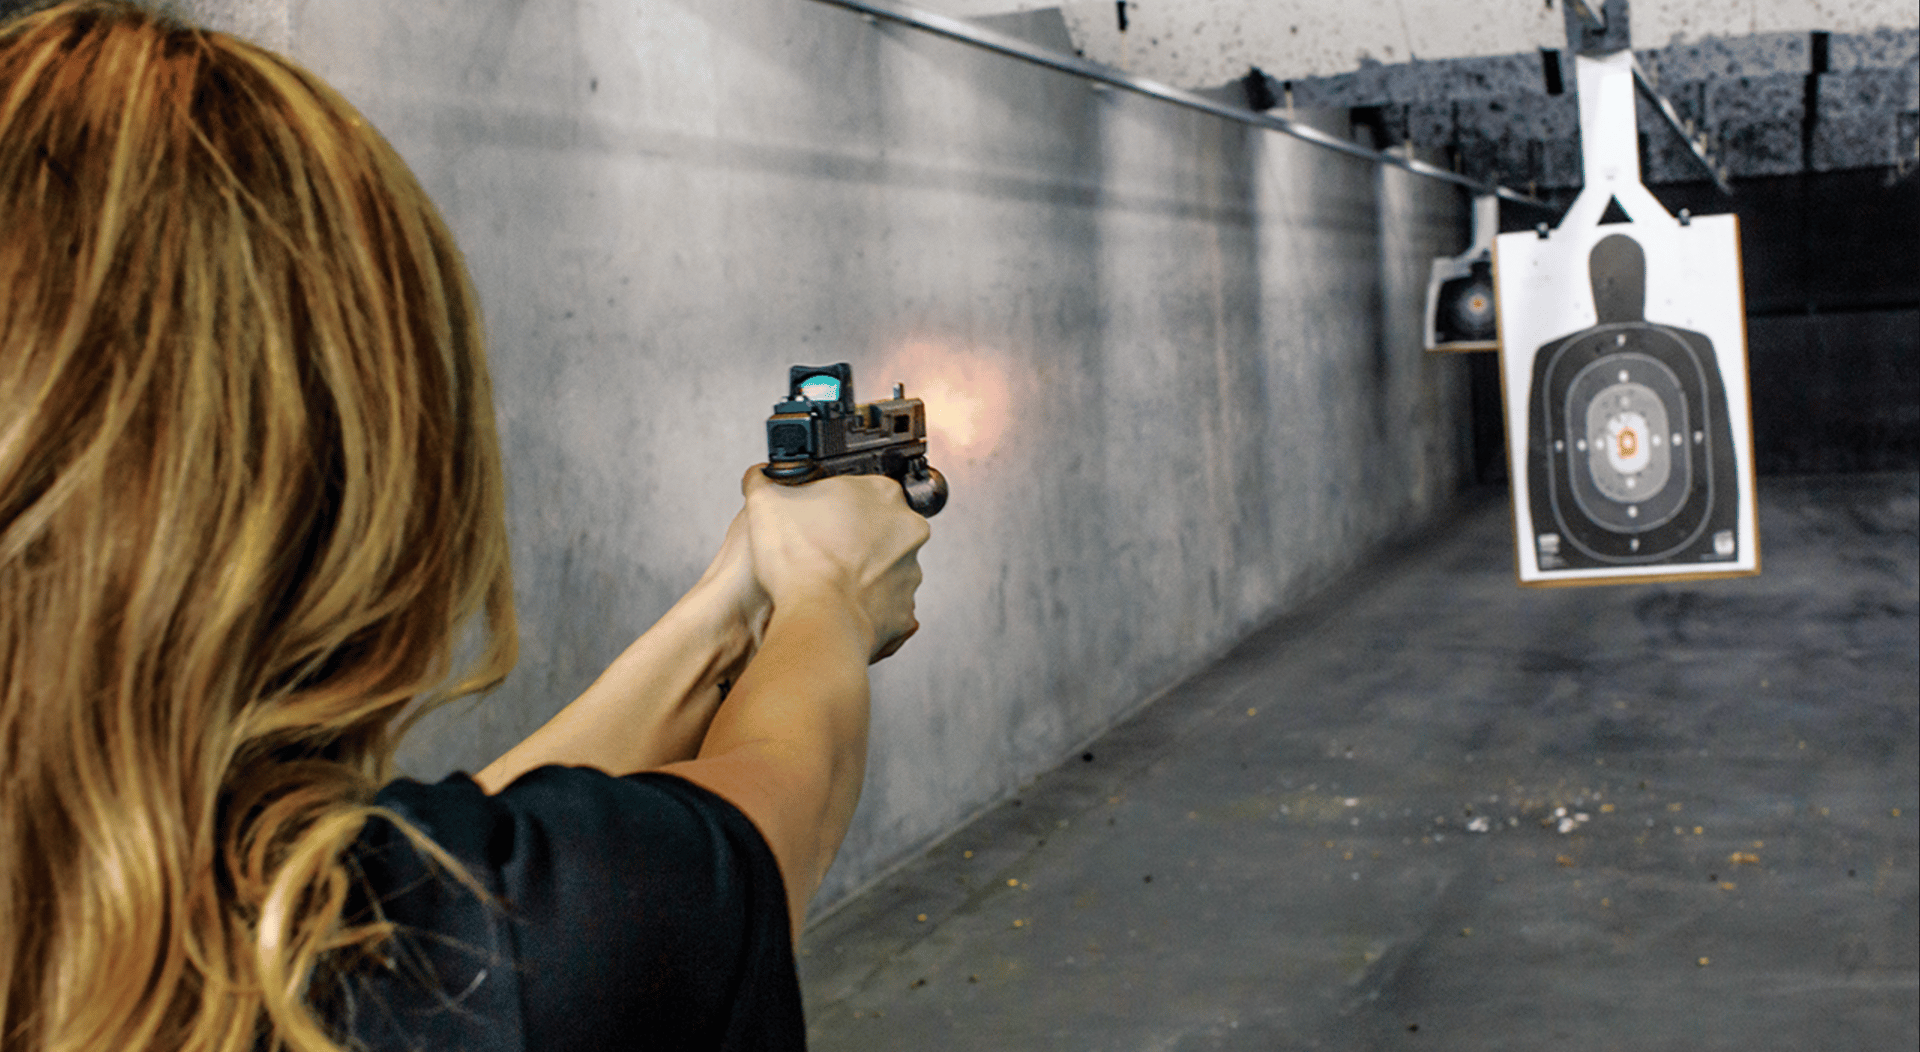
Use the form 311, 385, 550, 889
806, 0, 1548, 207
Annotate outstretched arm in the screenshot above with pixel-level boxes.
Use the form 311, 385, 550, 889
473, 508, 771, 794
662, 469, 929, 940
474, 467, 930, 941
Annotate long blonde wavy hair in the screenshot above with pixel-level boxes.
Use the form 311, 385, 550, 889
0, 2, 519, 1049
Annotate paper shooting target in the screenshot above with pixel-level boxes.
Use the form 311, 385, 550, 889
1435, 259, 1498, 344
1425, 194, 1501, 352
1524, 233, 1740, 570
1492, 50, 1757, 586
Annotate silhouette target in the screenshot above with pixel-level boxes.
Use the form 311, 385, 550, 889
1434, 259, 1497, 343
1525, 234, 1739, 569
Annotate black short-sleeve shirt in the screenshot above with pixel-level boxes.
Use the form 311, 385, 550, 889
319, 766, 806, 1051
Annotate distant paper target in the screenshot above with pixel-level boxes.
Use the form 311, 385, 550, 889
1425, 194, 1500, 352
1435, 259, 1497, 343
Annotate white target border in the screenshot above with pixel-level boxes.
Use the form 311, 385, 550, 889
1494, 213, 1759, 586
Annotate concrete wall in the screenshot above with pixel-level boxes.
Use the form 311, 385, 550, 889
165, 0, 1473, 915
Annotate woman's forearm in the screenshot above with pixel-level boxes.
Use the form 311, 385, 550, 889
472, 473, 922, 940
473, 578, 758, 794
660, 595, 876, 937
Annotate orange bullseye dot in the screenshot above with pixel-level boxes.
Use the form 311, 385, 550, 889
1618, 428, 1637, 458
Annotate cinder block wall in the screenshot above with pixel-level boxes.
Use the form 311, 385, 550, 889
179, 0, 1474, 915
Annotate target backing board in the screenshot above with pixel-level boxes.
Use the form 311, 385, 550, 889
1494, 215, 1759, 586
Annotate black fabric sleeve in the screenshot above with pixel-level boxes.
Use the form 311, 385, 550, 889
343, 766, 806, 1052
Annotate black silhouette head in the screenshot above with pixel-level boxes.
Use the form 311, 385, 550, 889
1588, 233, 1646, 324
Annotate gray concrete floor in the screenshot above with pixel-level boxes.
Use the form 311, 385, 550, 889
797, 472, 1920, 1051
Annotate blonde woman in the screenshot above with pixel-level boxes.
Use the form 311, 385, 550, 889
0, 2, 929, 1050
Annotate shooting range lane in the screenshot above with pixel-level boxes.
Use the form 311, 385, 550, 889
291, 0, 1478, 918
798, 472, 1919, 1049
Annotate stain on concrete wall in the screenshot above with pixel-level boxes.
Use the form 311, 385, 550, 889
270, 0, 1472, 915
